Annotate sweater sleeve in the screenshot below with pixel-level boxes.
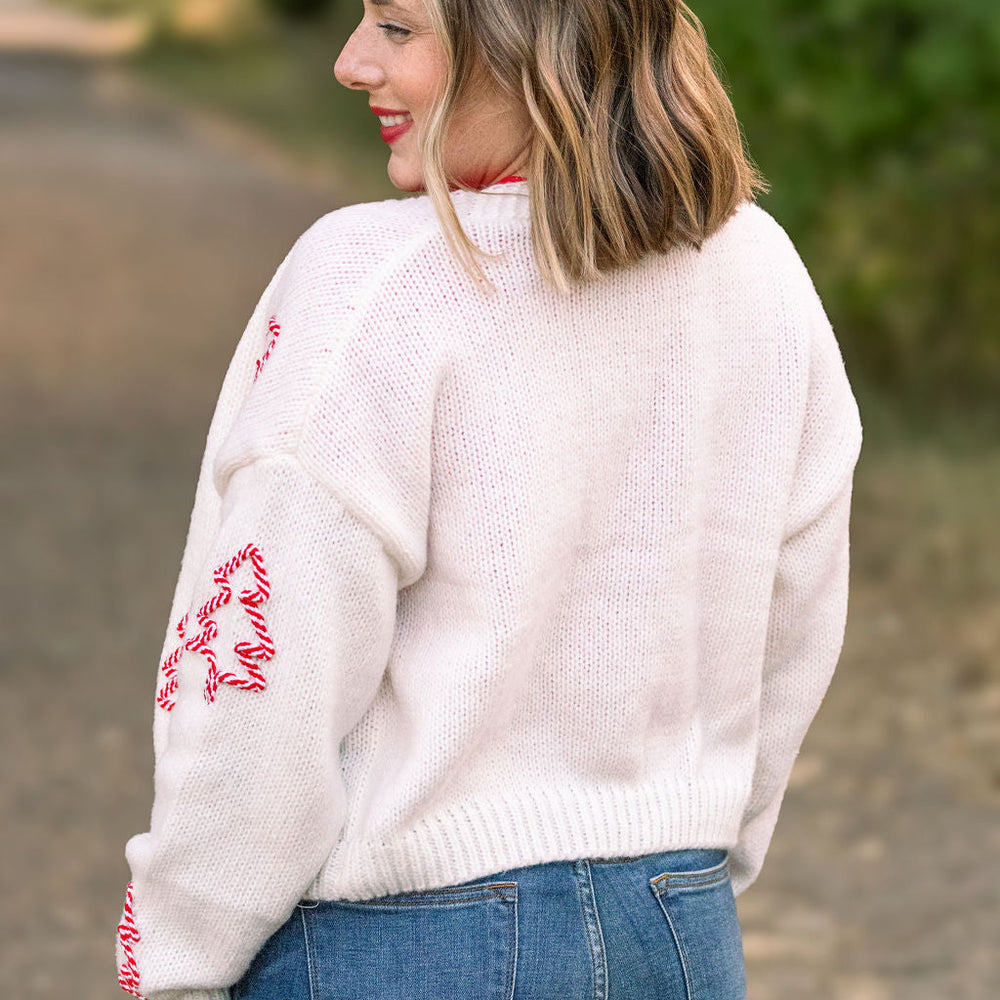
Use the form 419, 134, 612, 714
116, 452, 400, 1000
115, 204, 440, 1000
728, 290, 863, 897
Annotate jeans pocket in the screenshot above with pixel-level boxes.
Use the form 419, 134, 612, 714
301, 881, 518, 1000
648, 853, 746, 1000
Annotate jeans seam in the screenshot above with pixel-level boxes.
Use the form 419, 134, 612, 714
658, 903, 694, 1000
572, 860, 609, 1000
507, 889, 519, 1000
299, 904, 317, 1000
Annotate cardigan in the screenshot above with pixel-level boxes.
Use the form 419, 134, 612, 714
115, 179, 863, 1000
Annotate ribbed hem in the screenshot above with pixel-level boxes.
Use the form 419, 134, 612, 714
314, 777, 746, 901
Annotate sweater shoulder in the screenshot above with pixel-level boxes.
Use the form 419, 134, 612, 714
724, 206, 862, 532
710, 201, 820, 299
724, 203, 841, 353
697, 201, 838, 371
210, 196, 441, 494
285, 195, 440, 289
301, 194, 439, 246
716, 200, 793, 246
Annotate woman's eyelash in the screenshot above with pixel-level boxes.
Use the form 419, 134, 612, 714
377, 22, 411, 38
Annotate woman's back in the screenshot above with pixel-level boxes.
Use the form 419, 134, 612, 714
133, 183, 858, 920
115, 2, 862, 995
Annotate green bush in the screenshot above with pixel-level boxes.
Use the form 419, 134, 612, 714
261, 0, 332, 21
699, 0, 1000, 410
65, 0, 997, 415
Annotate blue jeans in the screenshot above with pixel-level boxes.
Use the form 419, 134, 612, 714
231, 847, 746, 1000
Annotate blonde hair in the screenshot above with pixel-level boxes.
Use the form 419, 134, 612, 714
419, 0, 769, 292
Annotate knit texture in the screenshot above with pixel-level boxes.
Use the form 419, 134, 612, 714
117, 180, 862, 999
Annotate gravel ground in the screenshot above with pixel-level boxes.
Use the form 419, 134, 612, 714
1, 40, 997, 1000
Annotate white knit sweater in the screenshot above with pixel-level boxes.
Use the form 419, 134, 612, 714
116, 180, 862, 1000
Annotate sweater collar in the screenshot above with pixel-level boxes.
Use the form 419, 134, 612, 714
478, 175, 527, 192
448, 176, 530, 223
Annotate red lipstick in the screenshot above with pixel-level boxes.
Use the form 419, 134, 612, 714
372, 106, 414, 144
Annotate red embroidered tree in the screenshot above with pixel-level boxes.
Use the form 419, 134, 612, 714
117, 881, 145, 999
157, 543, 275, 710
254, 315, 282, 382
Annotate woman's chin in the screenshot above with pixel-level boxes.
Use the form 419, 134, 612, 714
387, 157, 425, 194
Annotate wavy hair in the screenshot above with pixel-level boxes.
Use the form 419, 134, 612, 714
419, 0, 769, 292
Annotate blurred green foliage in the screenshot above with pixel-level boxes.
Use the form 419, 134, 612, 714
261, 0, 331, 20
698, 0, 1000, 420
59, 0, 1000, 422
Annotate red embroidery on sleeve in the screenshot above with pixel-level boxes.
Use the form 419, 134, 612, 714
156, 615, 188, 711
156, 544, 276, 710
117, 882, 147, 999
253, 316, 282, 382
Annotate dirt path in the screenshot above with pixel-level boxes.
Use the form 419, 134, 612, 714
0, 35, 338, 1000
1, 27, 997, 1000
0, 0, 148, 57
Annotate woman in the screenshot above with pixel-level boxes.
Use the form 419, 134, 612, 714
116, 1, 862, 998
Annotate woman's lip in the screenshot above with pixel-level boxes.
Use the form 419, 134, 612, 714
380, 118, 414, 144
371, 106, 410, 116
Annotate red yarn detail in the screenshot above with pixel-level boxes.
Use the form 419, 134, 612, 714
117, 882, 147, 999
156, 543, 276, 710
155, 613, 188, 711
253, 316, 282, 382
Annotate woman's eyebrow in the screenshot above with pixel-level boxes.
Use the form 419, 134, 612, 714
369, 0, 421, 20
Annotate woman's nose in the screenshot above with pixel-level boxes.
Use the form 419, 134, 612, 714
334, 26, 384, 91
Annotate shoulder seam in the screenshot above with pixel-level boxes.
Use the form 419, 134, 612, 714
290, 216, 440, 454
